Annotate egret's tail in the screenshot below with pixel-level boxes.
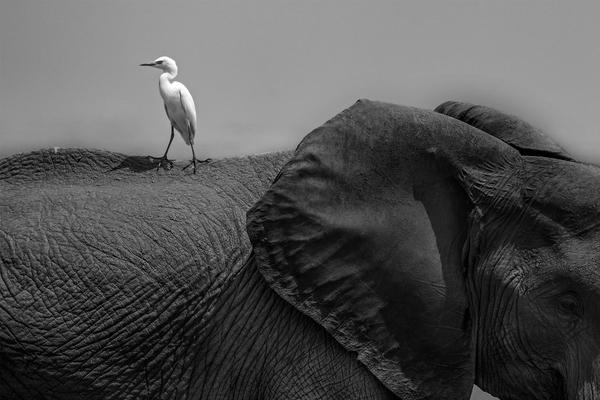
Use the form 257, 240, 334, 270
184, 121, 195, 146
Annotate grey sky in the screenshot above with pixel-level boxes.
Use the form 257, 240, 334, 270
1, 1, 598, 397
2, 0, 600, 164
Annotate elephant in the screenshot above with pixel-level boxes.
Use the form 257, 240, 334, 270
1, 98, 598, 400
0, 149, 396, 399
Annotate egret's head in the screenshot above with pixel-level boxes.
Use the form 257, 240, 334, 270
139, 56, 177, 73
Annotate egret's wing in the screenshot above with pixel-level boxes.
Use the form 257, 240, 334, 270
164, 103, 185, 136
178, 86, 197, 144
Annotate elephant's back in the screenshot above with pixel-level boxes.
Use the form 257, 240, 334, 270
0, 148, 290, 184
0, 148, 292, 294
0, 148, 291, 397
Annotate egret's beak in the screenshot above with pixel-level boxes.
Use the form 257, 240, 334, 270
139, 62, 155, 67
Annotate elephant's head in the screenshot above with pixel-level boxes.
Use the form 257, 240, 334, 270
247, 99, 600, 400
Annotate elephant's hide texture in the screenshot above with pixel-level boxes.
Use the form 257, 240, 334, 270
247, 99, 527, 400
0, 149, 290, 397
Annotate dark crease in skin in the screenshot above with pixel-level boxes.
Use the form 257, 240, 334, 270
189, 255, 396, 400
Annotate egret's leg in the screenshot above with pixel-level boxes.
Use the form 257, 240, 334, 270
183, 124, 211, 173
161, 126, 175, 159
191, 144, 197, 174
183, 145, 212, 171
183, 144, 198, 174
151, 126, 175, 171
183, 156, 211, 172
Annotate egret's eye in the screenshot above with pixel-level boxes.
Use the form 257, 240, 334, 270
156, 60, 164, 65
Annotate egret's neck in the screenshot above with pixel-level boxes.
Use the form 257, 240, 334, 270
159, 68, 178, 84
158, 67, 178, 100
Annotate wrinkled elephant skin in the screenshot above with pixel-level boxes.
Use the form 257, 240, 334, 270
0, 150, 394, 399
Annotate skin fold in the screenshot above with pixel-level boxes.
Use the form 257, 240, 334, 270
3, 100, 600, 400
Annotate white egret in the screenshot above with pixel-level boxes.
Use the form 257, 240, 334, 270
140, 56, 209, 173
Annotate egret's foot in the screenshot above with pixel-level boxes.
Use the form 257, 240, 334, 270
147, 156, 175, 171
182, 158, 211, 174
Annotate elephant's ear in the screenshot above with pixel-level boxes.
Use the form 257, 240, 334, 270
435, 100, 573, 161
247, 100, 524, 399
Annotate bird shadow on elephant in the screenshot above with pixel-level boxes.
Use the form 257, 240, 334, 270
108, 155, 171, 173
